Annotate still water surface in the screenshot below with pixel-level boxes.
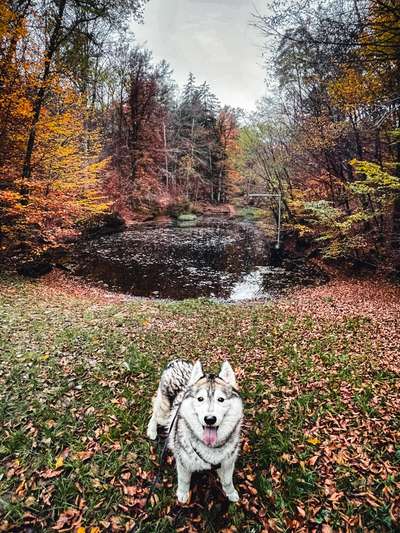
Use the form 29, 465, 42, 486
73, 218, 308, 301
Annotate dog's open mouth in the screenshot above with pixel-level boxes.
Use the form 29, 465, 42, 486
203, 426, 218, 446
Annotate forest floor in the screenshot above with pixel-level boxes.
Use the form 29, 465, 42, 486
0, 272, 399, 532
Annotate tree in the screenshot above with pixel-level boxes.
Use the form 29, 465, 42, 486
253, 0, 400, 266
20, 0, 148, 190
105, 45, 176, 212
0, 0, 146, 257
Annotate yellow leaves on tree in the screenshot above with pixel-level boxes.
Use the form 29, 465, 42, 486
328, 68, 383, 112
0, 1, 109, 256
30, 86, 109, 220
1, 79, 109, 248
360, 0, 400, 66
329, 1, 400, 114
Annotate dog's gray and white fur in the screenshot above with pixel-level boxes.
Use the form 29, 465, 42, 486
147, 359, 243, 503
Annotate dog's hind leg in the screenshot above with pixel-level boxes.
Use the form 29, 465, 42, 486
217, 460, 239, 502
146, 388, 170, 440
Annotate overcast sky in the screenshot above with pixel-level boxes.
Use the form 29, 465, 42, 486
130, 0, 267, 111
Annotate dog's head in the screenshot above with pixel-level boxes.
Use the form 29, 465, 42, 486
180, 360, 243, 447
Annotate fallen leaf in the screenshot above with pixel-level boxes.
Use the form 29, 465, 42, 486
55, 456, 64, 469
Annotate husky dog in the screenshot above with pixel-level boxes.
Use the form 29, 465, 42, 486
147, 359, 243, 503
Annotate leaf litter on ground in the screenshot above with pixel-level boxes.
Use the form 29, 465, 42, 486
0, 272, 399, 531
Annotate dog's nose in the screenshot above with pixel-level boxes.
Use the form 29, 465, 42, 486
204, 415, 217, 426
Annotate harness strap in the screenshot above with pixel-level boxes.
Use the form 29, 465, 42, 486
190, 441, 222, 470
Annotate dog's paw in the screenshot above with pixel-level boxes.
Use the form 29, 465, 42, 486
146, 425, 157, 440
176, 490, 190, 504
225, 489, 239, 502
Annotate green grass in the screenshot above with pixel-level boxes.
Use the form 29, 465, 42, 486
0, 275, 399, 531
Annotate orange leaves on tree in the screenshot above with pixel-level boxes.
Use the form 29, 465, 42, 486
0, 1, 109, 258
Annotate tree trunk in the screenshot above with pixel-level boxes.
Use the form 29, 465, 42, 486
21, 0, 67, 196
163, 120, 168, 188
391, 109, 400, 266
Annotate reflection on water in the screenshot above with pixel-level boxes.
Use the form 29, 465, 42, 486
230, 267, 274, 301
72, 218, 310, 301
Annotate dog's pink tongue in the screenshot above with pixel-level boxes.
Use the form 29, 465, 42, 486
203, 427, 218, 446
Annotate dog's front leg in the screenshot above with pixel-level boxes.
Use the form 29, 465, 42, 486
146, 411, 158, 440
176, 460, 191, 503
218, 460, 239, 502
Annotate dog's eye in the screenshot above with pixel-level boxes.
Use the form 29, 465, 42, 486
198, 397, 204, 402
217, 397, 225, 403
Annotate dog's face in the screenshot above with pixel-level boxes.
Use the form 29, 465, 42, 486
180, 361, 243, 447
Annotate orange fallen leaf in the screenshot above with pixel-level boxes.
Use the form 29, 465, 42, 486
74, 451, 94, 462
41, 468, 62, 479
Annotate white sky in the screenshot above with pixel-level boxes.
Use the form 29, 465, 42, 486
130, 0, 267, 111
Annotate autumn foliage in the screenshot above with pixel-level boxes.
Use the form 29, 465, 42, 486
0, 0, 241, 261
0, 1, 113, 259
246, 0, 400, 270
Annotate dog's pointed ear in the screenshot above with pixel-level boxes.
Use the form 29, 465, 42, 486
188, 360, 203, 386
219, 361, 237, 387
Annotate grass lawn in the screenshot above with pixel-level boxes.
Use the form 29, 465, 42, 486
0, 273, 399, 532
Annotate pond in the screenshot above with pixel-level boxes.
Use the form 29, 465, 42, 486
71, 217, 318, 301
